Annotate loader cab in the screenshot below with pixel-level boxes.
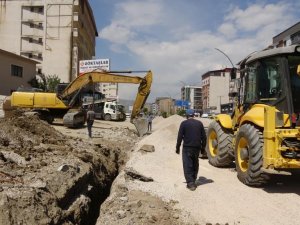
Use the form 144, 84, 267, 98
240, 46, 300, 117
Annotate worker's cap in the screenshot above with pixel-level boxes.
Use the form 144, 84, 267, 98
186, 109, 195, 116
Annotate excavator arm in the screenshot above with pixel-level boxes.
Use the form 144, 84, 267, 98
61, 70, 153, 136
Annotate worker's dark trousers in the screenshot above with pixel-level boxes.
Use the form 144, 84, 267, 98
87, 121, 94, 138
148, 122, 152, 132
182, 147, 200, 185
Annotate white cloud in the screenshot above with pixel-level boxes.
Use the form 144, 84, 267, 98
100, 23, 135, 44
99, 1, 299, 101
225, 3, 293, 32
114, 1, 162, 27
218, 23, 237, 38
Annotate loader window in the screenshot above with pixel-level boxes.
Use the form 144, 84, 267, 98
288, 55, 300, 113
257, 58, 282, 103
244, 64, 257, 103
244, 58, 283, 105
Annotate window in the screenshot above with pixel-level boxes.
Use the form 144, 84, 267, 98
38, 53, 42, 59
30, 7, 34, 12
38, 38, 43, 44
29, 38, 33, 43
37, 68, 42, 74
28, 53, 33, 58
30, 23, 34, 28
288, 55, 300, 113
11, 65, 23, 77
244, 63, 257, 103
38, 23, 43, 28
38, 7, 43, 13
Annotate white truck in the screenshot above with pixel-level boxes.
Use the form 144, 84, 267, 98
83, 101, 126, 121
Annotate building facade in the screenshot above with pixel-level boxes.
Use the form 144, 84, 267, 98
201, 68, 231, 114
272, 21, 300, 47
155, 97, 175, 116
180, 85, 202, 113
0, 49, 37, 95
0, 0, 98, 83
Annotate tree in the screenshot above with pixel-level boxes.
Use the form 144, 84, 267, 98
161, 111, 168, 118
28, 74, 61, 92
46, 75, 61, 92
177, 109, 186, 117
143, 107, 148, 115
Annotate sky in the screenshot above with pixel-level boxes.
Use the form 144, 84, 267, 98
89, 0, 300, 102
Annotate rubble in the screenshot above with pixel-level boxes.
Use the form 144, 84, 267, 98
0, 114, 136, 225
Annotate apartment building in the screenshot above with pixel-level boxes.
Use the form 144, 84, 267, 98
155, 97, 175, 116
201, 68, 231, 113
0, 49, 37, 95
0, 0, 98, 83
273, 21, 300, 47
180, 85, 202, 113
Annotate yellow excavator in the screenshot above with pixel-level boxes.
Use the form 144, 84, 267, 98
3, 70, 153, 136
206, 45, 300, 186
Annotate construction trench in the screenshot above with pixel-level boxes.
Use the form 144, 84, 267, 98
0, 112, 132, 225
0, 111, 184, 225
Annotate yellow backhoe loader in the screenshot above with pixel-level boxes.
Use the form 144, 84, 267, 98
206, 45, 300, 186
3, 70, 153, 136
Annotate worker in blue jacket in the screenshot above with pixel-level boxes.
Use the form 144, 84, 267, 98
176, 109, 206, 191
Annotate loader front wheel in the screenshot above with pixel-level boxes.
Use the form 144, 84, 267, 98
206, 121, 234, 167
235, 124, 269, 186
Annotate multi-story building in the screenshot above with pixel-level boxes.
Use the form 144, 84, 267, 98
180, 85, 202, 113
150, 103, 158, 115
100, 82, 118, 100
0, 0, 98, 83
272, 21, 300, 47
155, 97, 175, 116
0, 49, 37, 95
201, 68, 231, 114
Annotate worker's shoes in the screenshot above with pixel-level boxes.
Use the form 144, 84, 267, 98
186, 183, 197, 191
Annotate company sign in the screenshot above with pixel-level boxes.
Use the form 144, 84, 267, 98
79, 59, 110, 74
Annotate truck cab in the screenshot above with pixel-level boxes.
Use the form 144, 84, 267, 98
83, 101, 126, 121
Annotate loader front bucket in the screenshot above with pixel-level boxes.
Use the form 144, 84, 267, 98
131, 117, 148, 137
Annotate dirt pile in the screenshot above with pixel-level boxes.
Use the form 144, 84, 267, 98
0, 114, 136, 225
97, 186, 186, 225
97, 115, 198, 225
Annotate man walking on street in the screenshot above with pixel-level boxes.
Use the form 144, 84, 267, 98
147, 113, 154, 132
176, 109, 206, 191
86, 104, 95, 138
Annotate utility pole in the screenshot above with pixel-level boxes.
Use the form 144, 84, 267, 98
218, 95, 223, 113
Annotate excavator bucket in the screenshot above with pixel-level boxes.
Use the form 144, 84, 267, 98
132, 117, 148, 137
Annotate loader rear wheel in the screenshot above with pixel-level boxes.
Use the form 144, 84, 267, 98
235, 124, 269, 186
206, 121, 234, 167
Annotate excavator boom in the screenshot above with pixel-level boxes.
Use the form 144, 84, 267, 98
60, 70, 153, 136
4, 70, 153, 137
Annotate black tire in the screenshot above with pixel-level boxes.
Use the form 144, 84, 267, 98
206, 121, 234, 167
121, 113, 126, 121
104, 114, 111, 121
235, 124, 269, 186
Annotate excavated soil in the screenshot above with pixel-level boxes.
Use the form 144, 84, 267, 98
0, 113, 133, 225
0, 112, 189, 225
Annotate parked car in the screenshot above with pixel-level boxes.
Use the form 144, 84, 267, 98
201, 113, 209, 118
